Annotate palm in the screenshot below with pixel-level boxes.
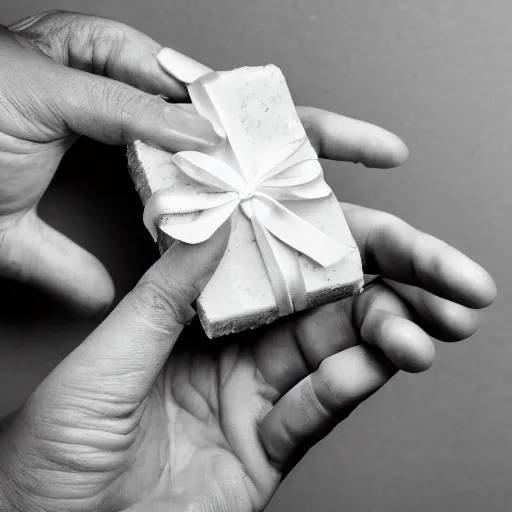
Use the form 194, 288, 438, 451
0, 26, 74, 218
123, 327, 284, 512
119, 300, 359, 512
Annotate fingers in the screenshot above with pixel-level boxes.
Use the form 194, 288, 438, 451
9, 10, 189, 100
156, 49, 409, 170
252, 280, 432, 415
0, 210, 114, 317
157, 47, 213, 84
259, 344, 395, 470
9, 11, 410, 171
1, 25, 218, 150
9, 10, 409, 171
54, 221, 230, 407
354, 281, 436, 372
50, 67, 219, 149
258, 273, 478, 470
297, 107, 409, 168
251, 300, 358, 397
384, 280, 480, 342
342, 203, 497, 309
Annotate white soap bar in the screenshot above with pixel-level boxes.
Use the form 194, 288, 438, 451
128, 65, 364, 338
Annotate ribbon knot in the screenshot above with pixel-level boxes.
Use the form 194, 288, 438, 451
237, 181, 258, 202
143, 137, 355, 316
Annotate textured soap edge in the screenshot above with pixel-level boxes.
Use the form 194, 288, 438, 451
127, 143, 176, 254
127, 143, 152, 203
198, 278, 364, 339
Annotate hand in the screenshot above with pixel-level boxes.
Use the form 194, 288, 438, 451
0, 10, 408, 318
0, 128, 495, 512
0, 10, 213, 317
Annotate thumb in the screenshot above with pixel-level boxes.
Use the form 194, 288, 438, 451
48, 64, 220, 150
52, 221, 231, 407
0, 209, 114, 317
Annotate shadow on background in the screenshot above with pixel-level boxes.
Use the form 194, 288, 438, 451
0, 137, 159, 415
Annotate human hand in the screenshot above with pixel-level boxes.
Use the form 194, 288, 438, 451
0, 10, 407, 318
0, 10, 496, 512
0, 174, 495, 512
0, 10, 213, 316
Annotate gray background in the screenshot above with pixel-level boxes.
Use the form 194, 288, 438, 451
1, 1, 511, 511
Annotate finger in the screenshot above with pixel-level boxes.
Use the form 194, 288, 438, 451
52, 221, 230, 407
297, 107, 409, 168
251, 300, 359, 397
354, 281, 436, 372
155, 47, 408, 171
252, 278, 432, 402
9, 10, 189, 100
384, 279, 480, 342
259, 344, 395, 470
157, 46, 213, 84
2, 28, 218, 150
155, 46, 409, 171
49, 65, 220, 150
342, 203, 497, 309
0, 210, 114, 317
10, 11, 410, 170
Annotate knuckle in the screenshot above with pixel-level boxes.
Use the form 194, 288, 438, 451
86, 22, 127, 74
83, 79, 151, 141
9, 10, 61, 35
119, 91, 148, 122
9, 10, 72, 60
110, 87, 156, 142
132, 279, 170, 314
10, 10, 134, 73
131, 277, 196, 329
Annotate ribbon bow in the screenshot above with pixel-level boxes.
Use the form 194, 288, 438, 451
143, 136, 355, 316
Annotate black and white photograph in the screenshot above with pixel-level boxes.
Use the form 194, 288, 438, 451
0, 2, 506, 511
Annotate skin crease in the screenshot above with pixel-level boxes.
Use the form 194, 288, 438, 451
0, 10, 497, 512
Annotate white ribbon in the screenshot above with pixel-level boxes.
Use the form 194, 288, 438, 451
143, 136, 355, 316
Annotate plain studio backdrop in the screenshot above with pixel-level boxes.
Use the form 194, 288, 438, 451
1, 1, 511, 511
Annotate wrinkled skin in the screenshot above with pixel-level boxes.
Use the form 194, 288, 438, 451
0, 11, 496, 512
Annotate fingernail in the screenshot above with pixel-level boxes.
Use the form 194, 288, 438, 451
163, 105, 222, 149
157, 47, 213, 85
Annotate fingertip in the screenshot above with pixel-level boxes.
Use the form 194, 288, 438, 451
384, 133, 409, 168
367, 312, 436, 373
386, 316, 435, 373
473, 270, 497, 309
434, 301, 480, 342
74, 258, 116, 320
156, 219, 231, 294
365, 129, 409, 169
5, 213, 117, 320
387, 282, 483, 344
441, 254, 497, 309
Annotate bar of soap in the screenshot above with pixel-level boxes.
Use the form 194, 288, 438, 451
127, 65, 364, 338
